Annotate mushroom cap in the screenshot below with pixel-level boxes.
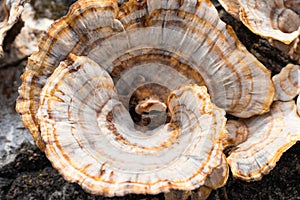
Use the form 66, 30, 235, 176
227, 100, 300, 181
223, 119, 249, 148
37, 54, 227, 196
272, 63, 300, 101
219, 0, 300, 44
135, 98, 167, 115
16, 0, 274, 150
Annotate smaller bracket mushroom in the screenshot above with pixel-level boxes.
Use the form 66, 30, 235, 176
135, 98, 167, 115
218, 0, 300, 63
223, 119, 249, 148
219, 0, 300, 43
272, 63, 300, 101
226, 101, 300, 181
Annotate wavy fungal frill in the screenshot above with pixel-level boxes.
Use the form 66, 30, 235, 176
226, 100, 300, 181
17, 0, 275, 197
272, 63, 300, 101
218, 0, 300, 62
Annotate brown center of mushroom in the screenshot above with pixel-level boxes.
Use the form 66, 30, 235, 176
128, 83, 171, 131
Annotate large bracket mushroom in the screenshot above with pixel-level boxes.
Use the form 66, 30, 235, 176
16, 0, 276, 198
37, 54, 228, 196
16, 0, 274, 150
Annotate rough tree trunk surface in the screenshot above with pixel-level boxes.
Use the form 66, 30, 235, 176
0, 1, 299, 200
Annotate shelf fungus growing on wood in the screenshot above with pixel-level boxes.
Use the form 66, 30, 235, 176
37, 54, 228, 196
226, 101, 300, 181
272, 63, 300, 101
218, 0, 300, 43
16, 0, 275, 197
218, 0, 300, 62
16, 0, 274, 150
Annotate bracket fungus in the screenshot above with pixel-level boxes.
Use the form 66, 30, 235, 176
16, 0, 276, 197
37, 54, 228, 196
223, 119, 249, 148
223, 62, 300, 181
218, 0, 300, 43
16, 0, 274, 150
226, 101, 300, 181
272, 63, 300, 101
218, 0, 300, 62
